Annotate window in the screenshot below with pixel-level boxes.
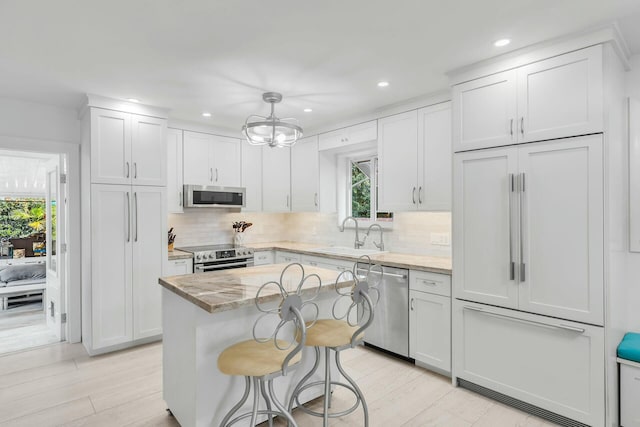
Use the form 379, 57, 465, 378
348, 156, 392, 222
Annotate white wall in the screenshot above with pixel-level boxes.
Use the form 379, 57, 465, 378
625, 54, 640, 332
169, 210, 451, 257
0, 97, 80, 143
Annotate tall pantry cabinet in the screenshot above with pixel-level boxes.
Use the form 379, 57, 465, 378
81, 96, 168, 355
451, 37, 627, 427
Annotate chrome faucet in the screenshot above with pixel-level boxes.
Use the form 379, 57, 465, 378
340, 216, 366, 249
366, 224, 385, 251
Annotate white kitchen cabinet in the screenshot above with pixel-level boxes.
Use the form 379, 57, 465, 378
167, 128, 184, 213
291, 136, 319, 212
409, 270, 451, 374
620, 361, 640, 427
165, 258, 193, 276
318, 120, 377, 151
453, 300, 605, 427
300, 254, 352, 273
262, 147, 291, 212
379, 104, 452, 212
90, 108, 167, 186
418, 102, 452, 211
378, 110, 419, 212
453, 46, 603, 152
183, 131, 241, 187
90, 184, 167, 350
453, 135, 604, 325
254, 250, 274, 266
275, 251, 301, 264
241, 143, 262, 212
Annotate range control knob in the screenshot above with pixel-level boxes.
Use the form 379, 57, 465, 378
196, 254, 202, 261
238, 250, 245, 256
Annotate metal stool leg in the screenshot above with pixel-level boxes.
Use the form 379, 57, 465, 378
323, 347, 331, 427
288, 346, 321, 411
335, 350, 368, 427
268, 379, 298, 427
249, 377, 260, 426
220, 376, 251, 427
259, 379, 274, 427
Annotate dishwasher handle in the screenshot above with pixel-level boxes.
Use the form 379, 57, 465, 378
356, 268, 407, 280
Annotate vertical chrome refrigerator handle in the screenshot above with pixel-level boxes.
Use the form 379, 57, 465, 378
519, 172, 526, 281
134, 192, 138, 242
508, 173, 515, 280
126, 192, 131, 242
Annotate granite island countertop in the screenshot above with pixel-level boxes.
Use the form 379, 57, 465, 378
245, 241, 452, 274
159, 263, 354, 314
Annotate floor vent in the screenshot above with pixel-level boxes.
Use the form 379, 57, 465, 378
457, 379, 588, 427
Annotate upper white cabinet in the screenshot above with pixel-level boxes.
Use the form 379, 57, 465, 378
262, 147, 291, 212
453, 46, 603, 152
453, 135, 604, 325
183, 131, 241, 187
90, 108, 167, 186
318, 120, 377, 151
291, 136, 319, 212
167, 128, 183, 213
379, 104, 452, 212
241, 142, 263, 212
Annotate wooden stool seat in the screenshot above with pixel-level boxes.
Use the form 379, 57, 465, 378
218, 339, 302, 378
304, 319, 364, 348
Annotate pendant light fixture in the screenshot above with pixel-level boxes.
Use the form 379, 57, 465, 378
242, 92, 303, 148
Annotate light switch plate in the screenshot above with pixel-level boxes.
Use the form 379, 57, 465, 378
430, 232, 451, 246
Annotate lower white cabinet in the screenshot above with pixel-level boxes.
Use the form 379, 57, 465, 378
453, 300, 605, 427
90, 184, 167, 351
409, 270, 451, 374
300, 254, 352, 273
165, 258, 193, 276
254, 251, 274, 266
620, 361, 640, 427
275, 251, 301, 263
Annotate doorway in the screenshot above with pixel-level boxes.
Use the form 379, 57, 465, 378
0, 148, 72, 354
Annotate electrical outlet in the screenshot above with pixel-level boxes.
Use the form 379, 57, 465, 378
430, 232, 451, 246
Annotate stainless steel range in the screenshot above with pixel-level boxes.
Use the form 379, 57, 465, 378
176, 244, 254, 273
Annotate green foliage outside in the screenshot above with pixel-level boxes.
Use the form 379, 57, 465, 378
0, 199, 46, 238
351, 162, 370, 218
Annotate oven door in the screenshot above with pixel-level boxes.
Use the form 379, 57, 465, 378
194, 257, 254, 273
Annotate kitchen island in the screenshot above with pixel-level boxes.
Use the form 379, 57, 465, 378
159, 263, 354, 427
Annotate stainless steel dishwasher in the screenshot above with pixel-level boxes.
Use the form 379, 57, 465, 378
357, 263, 409, 358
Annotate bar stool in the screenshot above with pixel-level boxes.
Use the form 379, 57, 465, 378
218, 263, 321, 427
288, 256, 381, 427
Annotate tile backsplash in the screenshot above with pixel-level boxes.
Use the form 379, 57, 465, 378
169, 210, 451, 257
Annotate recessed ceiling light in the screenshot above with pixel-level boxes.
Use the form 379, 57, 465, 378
127, 98, 140, 103
202, 112, 212, 117
494, 38, 511, 47
377, 81, 389, 88
303, 108, 313, 113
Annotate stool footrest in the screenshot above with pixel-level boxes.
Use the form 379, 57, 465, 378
294, 380, 361, 418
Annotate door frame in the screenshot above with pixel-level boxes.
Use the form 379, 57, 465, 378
0, 135, 81, 343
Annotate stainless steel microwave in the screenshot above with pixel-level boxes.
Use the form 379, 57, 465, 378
183, 185, 246, 208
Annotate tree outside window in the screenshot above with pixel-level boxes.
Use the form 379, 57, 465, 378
349, 157, 392, 222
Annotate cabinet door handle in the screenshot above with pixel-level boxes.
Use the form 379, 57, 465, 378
314, 193, 318, 207
418, 186, 423, 204
174, 260, 186, 265
286, 194, 289, 208
508, 173, 515, 281
520, 117, 524, 136
410, 298, 415, 311
420, 279, 437, 286
464, 306, 584, 334
125, 162, 130, 178
412, 187, 416, 204
210, 168, 213, 182
519, 173, 526, 282
510, 118, 514, 137
215, 168, 218, 182
126, 192, 131, 242
179, 192, 182, 207
134, 192, 138, 242
134, 162, 137, 179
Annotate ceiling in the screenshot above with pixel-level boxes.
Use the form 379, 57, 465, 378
0, 150, 57, 197
1, 0, 640, 134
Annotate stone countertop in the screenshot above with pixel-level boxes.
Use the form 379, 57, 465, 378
168, 249, 193, 261
159, 263, 354, 314
246, 241, 452, 275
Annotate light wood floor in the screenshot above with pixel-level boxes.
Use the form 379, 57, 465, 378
0, 341, 558, 426
0, 302, 59, 355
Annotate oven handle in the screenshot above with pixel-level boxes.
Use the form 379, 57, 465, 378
195, 260, 254, 272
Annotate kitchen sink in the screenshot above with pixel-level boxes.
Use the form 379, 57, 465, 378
312, 246, 386, 257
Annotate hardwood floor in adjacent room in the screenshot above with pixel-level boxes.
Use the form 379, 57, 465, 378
0, 341, 558, 426
0, 302, 59, 355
